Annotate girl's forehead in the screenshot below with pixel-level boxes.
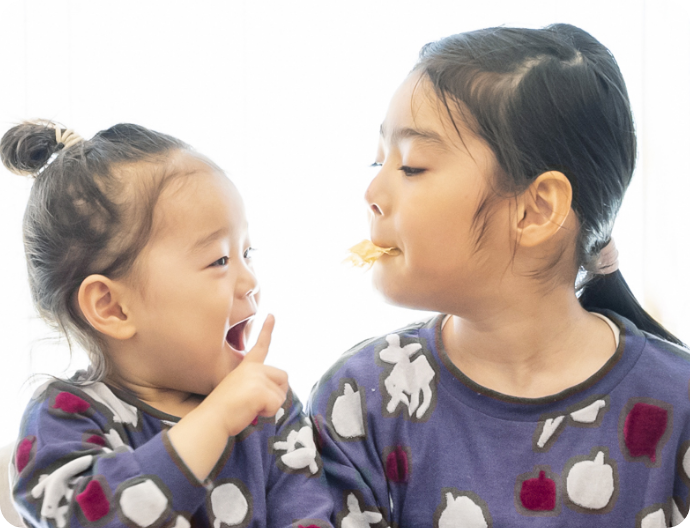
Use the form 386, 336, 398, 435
380, 73, 481, 155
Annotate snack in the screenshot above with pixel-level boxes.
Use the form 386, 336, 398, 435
346, 239, 401, 268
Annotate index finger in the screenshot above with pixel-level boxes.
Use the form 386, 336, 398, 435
243, 314, 275, 364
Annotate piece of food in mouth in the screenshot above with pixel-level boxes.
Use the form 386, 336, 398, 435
345, 239, 401, 268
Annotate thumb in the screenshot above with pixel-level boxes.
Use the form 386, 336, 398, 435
243, 314, 275, 364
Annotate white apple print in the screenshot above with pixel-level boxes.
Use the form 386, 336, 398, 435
330, 383, 365, 439
536, 416, 564, 448
210, 482, 250, 528
119, 479, 169, 527
437, 492, 488, 528
570, 399, 606, 424
640, 508, 666, 528
566, 451, 614, 510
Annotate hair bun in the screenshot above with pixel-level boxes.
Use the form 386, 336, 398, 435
0, 120, 64, 176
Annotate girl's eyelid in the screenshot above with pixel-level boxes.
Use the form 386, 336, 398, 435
399, 165, 426, 176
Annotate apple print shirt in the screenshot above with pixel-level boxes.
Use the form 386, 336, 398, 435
307, 311, 690, 527
11, 375, 333, 528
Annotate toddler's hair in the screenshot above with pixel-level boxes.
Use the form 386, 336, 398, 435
1, 121, 189, 381
414, 24, 682, 345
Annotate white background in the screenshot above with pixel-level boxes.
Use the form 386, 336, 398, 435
0, 2, 689, 522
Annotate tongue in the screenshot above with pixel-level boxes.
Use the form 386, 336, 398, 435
226, 322, 245, 351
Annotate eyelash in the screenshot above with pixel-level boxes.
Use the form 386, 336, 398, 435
370, 162, 425, 177
399, 165, 425, 177
211, 248, 255, 267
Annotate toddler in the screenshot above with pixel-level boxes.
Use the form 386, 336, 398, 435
1, 121, 332, 528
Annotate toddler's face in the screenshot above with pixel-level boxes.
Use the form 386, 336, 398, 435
124, 153, 258, 396
366, 73, 514, 313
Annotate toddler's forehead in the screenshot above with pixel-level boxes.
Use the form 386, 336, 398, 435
148, 159, 242, 240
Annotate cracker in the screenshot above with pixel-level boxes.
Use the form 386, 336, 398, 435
345, 239, 400, 268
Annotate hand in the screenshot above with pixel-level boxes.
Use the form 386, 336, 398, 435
203, 314, 289, 437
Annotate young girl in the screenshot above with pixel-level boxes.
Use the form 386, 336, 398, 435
308, 24, 690, 527
1, 122, 332, 527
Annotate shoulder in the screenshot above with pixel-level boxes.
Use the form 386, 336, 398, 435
608, 311, 690, 386
308, 315, 440, 406
21, 373, 142, 433
639, 330, 690, 380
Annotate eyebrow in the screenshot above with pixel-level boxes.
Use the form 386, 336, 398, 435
189, 228, 226, 252
380, 124, 449, 150
188, 222, 250, 253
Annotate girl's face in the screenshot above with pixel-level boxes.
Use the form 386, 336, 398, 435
367, 73, 513, 314
121, 153, 259, 396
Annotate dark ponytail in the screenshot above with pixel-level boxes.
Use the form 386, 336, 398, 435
414, 24, 683, 346
579, 272, 683, 345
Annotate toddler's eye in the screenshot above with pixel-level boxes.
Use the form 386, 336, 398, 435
399, 165, 425, 177
243, 247, 256, 259
212, 256, 229, 267
370, 162, 383, 167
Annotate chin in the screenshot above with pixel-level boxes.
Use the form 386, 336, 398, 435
373, 274, 417, 309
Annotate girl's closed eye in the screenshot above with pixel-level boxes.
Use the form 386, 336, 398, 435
399, 165, 425, 177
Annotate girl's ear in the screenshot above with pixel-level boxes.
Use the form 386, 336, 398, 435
77, 275, 137, 340
515, 171, 573, 247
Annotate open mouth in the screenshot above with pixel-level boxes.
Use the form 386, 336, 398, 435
226, 319, 250, 352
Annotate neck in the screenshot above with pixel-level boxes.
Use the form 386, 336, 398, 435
442, 284, 617, 398
105, 370, 202, 418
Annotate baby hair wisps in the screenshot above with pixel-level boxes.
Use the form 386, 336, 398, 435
1, 121, 190, 381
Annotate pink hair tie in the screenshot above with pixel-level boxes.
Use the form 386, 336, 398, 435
590, 239, 619, 275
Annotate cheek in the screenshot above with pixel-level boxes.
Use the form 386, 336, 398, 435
401, 208, 477, 273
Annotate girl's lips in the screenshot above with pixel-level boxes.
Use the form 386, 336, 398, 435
226, 318, 251, 353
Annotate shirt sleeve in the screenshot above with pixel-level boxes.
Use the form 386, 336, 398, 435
306, 356, 392, 528
265, 388, 334, 528
12, 381, 207, 528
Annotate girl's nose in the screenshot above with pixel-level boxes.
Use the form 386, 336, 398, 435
365, 172, 385, 216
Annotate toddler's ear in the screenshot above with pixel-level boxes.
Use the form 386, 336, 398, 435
515, 171, 573, 247
77, 275, 136, 340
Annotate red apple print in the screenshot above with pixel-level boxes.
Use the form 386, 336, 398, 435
16, 436, 35, 472
624, 402, 668, 462
520, 470, 556, 511
298, 526, 320, 528
86, 435, 107, 447
76, 479, 110, 521
386, 446, 409, 483
53, 392, 90, 413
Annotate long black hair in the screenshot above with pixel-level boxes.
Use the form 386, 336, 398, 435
414, 24, 682, 345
